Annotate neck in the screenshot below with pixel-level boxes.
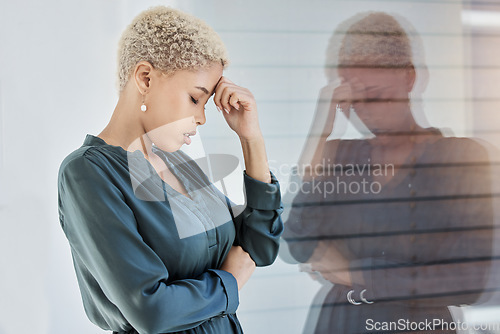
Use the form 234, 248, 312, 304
369, 108, 423, 148
97, 90, 155, 160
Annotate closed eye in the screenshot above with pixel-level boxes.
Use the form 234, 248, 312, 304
190, 96, 199, 105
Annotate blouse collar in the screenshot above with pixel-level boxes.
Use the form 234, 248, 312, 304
83, 133, 170, 162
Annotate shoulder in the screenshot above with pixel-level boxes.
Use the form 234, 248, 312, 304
430, 136, 491, 163
58, 146, 92, 179
59, 146, 107, 172
433, 135, 488, 152
58, 146, 117, 187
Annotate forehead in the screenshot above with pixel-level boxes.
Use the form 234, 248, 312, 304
338, 67, 406, 82
176, 64, 222, 79
159, 65, 223, 91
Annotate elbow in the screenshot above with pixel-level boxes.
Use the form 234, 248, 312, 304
127, 313, 161, 334
244, 217, 284, 267
124, 300, 165, 334
128, 308, 193, 334
134, 324, 160, 334
123, 291, 198, 334
253, 239, 281, 267
256, 257, 278, 267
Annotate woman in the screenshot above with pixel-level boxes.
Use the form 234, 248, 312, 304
282, 12, 494, 333
57, 6, 284, 334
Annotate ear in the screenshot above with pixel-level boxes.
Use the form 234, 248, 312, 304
133, 61, 154, 94
406, 65, 416, 92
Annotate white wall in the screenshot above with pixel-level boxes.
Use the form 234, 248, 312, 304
0, 0, 498, 333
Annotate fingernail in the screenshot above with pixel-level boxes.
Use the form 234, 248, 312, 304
224, 108, 229, 114
216, 105, 221, 112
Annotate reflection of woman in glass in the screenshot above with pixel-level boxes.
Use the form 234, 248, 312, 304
283, 12, 493, 333
57, 6, 283, 334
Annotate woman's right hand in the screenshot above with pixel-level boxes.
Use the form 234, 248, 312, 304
332, 76, 366, 116
220, 246, 256, 291
306, 241, 358, 287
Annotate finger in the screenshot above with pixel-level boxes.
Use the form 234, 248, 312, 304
214, 82, 243, 112
348, 77, 366, 104
213, 81, 224, 111
213, 81, 231, 112
218, 76, 234, 85
229, 92, 240, 110
213, 77, 235, 102
332, 84, 352, 102
340, 101, 350, 113
310, 262, 322, 272
220, 85, 247, 114
219, 84, 234, 113
332, 86, 352, 113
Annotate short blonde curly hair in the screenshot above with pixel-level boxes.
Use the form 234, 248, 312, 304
338, 12, 412, 68
116, 5, 229, 93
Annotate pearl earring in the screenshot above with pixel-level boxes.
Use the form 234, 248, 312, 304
141, 94, 147, 112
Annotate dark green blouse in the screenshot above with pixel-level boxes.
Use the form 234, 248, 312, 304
57, 134, 284, 334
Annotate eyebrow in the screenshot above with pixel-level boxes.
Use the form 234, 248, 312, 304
195, 86, 210, 94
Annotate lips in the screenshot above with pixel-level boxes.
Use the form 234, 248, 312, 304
183, 130, 196, 145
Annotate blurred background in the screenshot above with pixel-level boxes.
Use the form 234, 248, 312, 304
1, 0, 500, 333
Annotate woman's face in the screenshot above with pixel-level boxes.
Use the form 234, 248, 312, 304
338, 66, 414, 133
143, 63, 223, 152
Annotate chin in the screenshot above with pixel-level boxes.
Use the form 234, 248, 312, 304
154, 140, 182, 153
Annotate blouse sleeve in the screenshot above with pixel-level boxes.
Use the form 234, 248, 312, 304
58, 151, 239, 334
224, 170, 284, 266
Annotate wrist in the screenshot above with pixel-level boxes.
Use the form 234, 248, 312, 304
238, 132, 264, 144
239, 133, 270, 183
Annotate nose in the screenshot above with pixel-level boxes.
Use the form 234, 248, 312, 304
195, 108, 206, 126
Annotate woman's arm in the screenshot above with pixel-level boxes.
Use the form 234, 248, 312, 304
212, 76, 284, 266
240, 135, 271, 183
58, 151, 239, 334
213, 76, 270, 183
226, 170, 284, 266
